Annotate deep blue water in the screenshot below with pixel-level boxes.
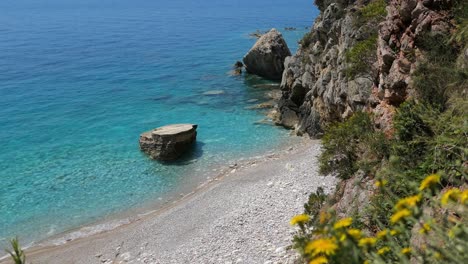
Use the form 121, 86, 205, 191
0, 0, 317, 247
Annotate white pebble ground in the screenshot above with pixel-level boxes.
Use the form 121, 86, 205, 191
23, 139, 337, 264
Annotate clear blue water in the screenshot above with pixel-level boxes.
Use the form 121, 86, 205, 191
0, 0, 317, 247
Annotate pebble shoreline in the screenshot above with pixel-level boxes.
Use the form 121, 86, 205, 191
21, 139, 336, 264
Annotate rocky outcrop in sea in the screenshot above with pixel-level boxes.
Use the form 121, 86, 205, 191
139, 124, 197, 161
243, 28, 292, 80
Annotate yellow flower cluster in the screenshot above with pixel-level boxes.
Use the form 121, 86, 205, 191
395, 194, 421, 210
440, 188, 468, 205
419, 174, 440, 191
401, 247, 412, 255
419, 222, 431, 234
309, 256, 328, 264
347, 229, 362, 240
290, 214, 310, 226
290, 173, 467, 264
461, 190, 468, 204
376, 229, 388, 239
305, 238, 338, 256
319, 211, 332, 224
358, 237, 377, 247
390, 208, 412, 224
374, 179, 388, 187
333, 218, 352, 229
377, 246, 390, 255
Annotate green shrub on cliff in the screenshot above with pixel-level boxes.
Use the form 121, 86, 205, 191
354, 0, 387, 28
368, 98, 467, 225
319, 112, 389, 180
291, 0, 468, 262
296, 99, 467, 264
359, 0, 387, 21
413, 31, 467, 109
453, 0, 468, 44
413, 0, 468, 108
300, 32, 314, 48
345, 0, 387, 80
344, 36, 378, 80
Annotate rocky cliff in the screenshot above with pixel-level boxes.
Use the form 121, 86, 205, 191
277, 0, 457, 136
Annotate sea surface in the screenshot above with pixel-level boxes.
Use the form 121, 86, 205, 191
0, 0, 318, 248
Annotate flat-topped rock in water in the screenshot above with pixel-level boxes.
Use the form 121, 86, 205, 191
243, 28, 291, 80
139, 124, 197, 161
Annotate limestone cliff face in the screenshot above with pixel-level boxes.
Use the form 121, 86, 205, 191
277, 0, 455, 136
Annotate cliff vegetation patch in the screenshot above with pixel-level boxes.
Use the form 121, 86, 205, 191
344, 36, 378, 80
290, 1, 467, 263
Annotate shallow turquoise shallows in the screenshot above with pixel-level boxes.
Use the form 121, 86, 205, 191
0, 0, 318, 247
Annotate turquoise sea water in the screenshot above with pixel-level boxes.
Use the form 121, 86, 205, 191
0, 0, 318, 247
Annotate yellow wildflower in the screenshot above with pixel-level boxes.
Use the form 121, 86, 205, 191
333, 217, 352, 229
434, 252, 442, 260
339, 234, 346, 242
347, 229, 362, 239
461, 190, 468, 204
305, 238, 338, 256
419, 223, 431, 234
390, 209, 412, 224
319, 211, 331, 224
309, 256, 328, 264
401, 247, 412, 255
376, 229, 388, 239
441, 188, 461, 205
358, 237, 377, 247
395, 194, 421, 210
363, 261, 369, 264
290, 214, 310, 225
390, 229, 399, 236
419, 174, 440, 191
448, 228, 455, 238
375, 179, 388, 187
377, 246, 390, 255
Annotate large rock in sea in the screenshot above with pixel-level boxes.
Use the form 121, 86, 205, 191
243, 28, 291, 80
139, 124, 197, 161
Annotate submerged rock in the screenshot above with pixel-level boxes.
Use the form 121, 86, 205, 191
203, 90, 225, 95
139, 124, 197, 161
231, 61, 244, 76
243, 28, 291, 80
248, 30, 266, 39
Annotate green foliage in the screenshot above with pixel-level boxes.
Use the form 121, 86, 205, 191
304, 187, 327, 215
452, 0, 468, 44
6, 238, 26, 264
345, 0, 387, 80
293, 1, 468, 261
319, 112, 389, 180
345, 36, 378, 79
416, 33, 458, 66
452, 19, 468, 45
369, 99, 468, 225
412, 62, 467, 109
413, 31, 468, 109
291, 175, 468, 264
354, 0, 387, 28
300, 32, 314, 48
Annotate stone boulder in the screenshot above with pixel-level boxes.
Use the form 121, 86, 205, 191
139, 124, 197, 161
243, 28, 291, 80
